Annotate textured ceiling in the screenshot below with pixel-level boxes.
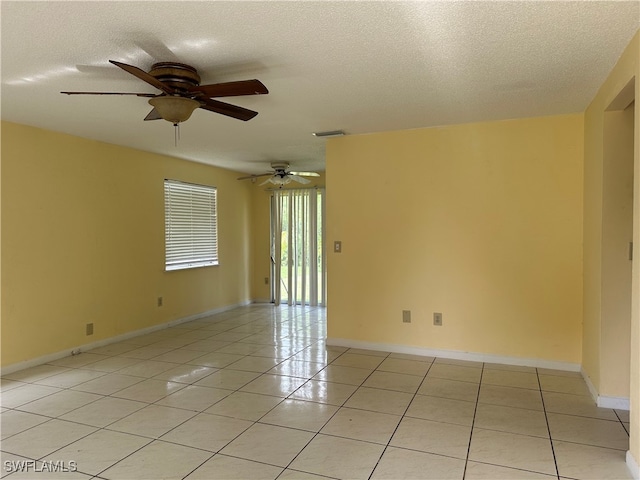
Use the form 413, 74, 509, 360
1, 1, 639, 174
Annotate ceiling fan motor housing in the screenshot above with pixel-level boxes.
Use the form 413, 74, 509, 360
269, 162, 289, 178
149, 62, 201, 91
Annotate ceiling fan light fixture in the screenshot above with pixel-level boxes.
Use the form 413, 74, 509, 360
148, 96, 200, 124
271, 176, 292, 186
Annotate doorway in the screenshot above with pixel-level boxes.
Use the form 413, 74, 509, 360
270, 188, 326, 306
600, 79, 635, 403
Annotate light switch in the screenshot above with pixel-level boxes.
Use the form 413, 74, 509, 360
334, 241, 342, 253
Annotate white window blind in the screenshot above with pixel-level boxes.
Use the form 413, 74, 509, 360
164, 179, 218, 271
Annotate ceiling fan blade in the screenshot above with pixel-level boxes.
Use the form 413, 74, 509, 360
290, 171, 320, 177
237, 173, 272, 180
259, 177, 275, 186
199, 98, 259, 121
61, 91, 158, 97
288, 174, 311, 185
133, 36, 179, 63
144, 108, 163, 121
109, 60, 174, 94
189, 79, 268, 98
75, 64, 125, 78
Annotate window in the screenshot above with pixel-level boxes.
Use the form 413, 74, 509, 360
164, 179, 218, 271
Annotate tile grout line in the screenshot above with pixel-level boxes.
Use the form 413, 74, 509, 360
365, 356, 437, 480
613, 408, 632, 437
226, 326, 334, 480
274, 349, 391, 479
178, 452, 218, 480
461, 362, 484, 480
536, 368, 561, 480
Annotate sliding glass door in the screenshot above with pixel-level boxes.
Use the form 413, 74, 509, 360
271, 188, 325, 306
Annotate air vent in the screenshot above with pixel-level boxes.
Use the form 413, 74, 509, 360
312, 130, 345, 138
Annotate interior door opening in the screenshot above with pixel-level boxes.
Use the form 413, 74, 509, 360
601, 79, 635, 402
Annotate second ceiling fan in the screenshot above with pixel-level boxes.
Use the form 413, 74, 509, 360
62, 60, 268, 124
238, 162, 320, 186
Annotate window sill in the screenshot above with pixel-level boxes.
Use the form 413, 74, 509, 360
165, 262, 219, 272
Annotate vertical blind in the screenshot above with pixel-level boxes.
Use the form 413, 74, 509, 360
272, 188, 325, 306
164, 179, 218, 271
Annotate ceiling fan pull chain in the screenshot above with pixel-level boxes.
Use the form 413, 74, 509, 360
174, 123, 180, 146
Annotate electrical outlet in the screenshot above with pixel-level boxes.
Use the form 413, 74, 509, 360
157, 296, 163, 307
334, 241, 342, 253
402, 310, 411, 323
433, 312, 443, 326
86, 323, 94, 336
264, 277, 269, 285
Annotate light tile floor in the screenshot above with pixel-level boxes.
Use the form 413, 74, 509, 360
0, 305, 633, 479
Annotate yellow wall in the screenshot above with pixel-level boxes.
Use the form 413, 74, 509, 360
326, 114, 584, 363
249, 173, 326, 302
1, 121, 253, 367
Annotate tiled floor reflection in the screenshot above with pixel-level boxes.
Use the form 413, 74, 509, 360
0, 305, 632, 479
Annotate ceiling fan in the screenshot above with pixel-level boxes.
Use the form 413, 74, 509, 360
61, 60, 268, 124
238, 162, 320, 186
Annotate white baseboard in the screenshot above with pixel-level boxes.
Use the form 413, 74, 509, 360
628, 451, 640, 480
326, 337, 581, 372
581, 368, 631, 410
1, 301, 251, 376
582, 369, 600, 404
597, 395, 630, 410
